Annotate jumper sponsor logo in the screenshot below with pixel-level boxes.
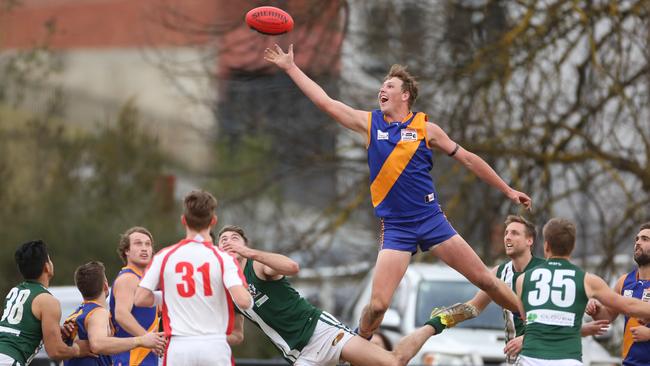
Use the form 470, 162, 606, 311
424, 193, 435, 203
400, 129, 417, 141
624, 289, 634, 297
526, 309, 575, 327
643, 288, 650, 302
255, 294, 269, 307
377, 130, 389, 140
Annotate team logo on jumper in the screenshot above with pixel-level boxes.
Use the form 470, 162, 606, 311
331, 331, 345, 346
377, 130, 389, 140
624, 289, 634, 298
248, 284, 269, 307
248, 284, 257, 296
400, 129, 417, 141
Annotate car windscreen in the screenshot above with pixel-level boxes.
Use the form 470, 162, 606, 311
416, 280, 505, 330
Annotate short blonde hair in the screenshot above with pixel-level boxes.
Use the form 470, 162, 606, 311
385, 64, 418, 109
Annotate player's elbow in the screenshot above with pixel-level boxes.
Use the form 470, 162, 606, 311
228, 333, 244, 346
45, 344, 71, 361
458, 151, 475, 168
88, 338, 105, 355
287, 261, 300, 276
235, 293, 253, 310
134, 288, 153, 308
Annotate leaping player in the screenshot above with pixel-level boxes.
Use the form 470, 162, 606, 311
264, 44, 531, 339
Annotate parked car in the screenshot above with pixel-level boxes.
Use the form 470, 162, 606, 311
31, 286, 83, 366
343, 263, 620, 366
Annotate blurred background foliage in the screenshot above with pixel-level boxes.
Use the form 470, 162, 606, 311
0, 46, 178, 295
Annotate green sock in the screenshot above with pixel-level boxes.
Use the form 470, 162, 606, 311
425, 316, 447, 335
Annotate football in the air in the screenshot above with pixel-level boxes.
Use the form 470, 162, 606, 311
245, 6, 294, 35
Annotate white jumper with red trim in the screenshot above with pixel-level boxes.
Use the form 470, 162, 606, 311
139, 234, 246, 365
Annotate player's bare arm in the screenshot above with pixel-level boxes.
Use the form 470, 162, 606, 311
134, 287, 155, 308
586, 275, 625, 322
227, 314, 244, 346
425, 121, 532, 210
220, 234, 299, 279
264, 44, 367, 134
33, 293, 86, 360
586, 273, 650, 322
113, 273, 148, 336
86, 307, 165, 355
228, 285, 253, 310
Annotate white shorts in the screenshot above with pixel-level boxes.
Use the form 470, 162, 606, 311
164, 334, 231, 366
294, 312, 355, 366
517, 355, 582, 366
0, 354, 20, 366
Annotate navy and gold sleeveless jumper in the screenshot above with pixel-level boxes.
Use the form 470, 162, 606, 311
64, 302, 113, 366
366, 110, 456, 252
108, 267, 158, 366
621, 269, 650, 366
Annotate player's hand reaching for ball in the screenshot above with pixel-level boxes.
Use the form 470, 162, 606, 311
264, 44, 295, 71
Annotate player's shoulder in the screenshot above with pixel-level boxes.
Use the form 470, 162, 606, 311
113, 270, 140, 287
531, 256, 546, 264
153, 242, 183, 258
614, 272, 629, 290
32, 290, 57, 309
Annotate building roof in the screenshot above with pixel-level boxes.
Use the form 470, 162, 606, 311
0, 0, 221, 49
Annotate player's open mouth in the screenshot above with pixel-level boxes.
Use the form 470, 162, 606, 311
380, 96, 389, 104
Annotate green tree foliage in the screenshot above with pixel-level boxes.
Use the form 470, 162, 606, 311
0, 101, 178, 296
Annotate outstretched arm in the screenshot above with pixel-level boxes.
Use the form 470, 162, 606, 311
264, 44, 368, 135
587, 273, 650, 321
221, 239, 299, 280
585, 275, 624, 322
425, 121, 532, 209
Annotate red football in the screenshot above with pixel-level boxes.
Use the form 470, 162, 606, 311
245, 6, 294, 35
